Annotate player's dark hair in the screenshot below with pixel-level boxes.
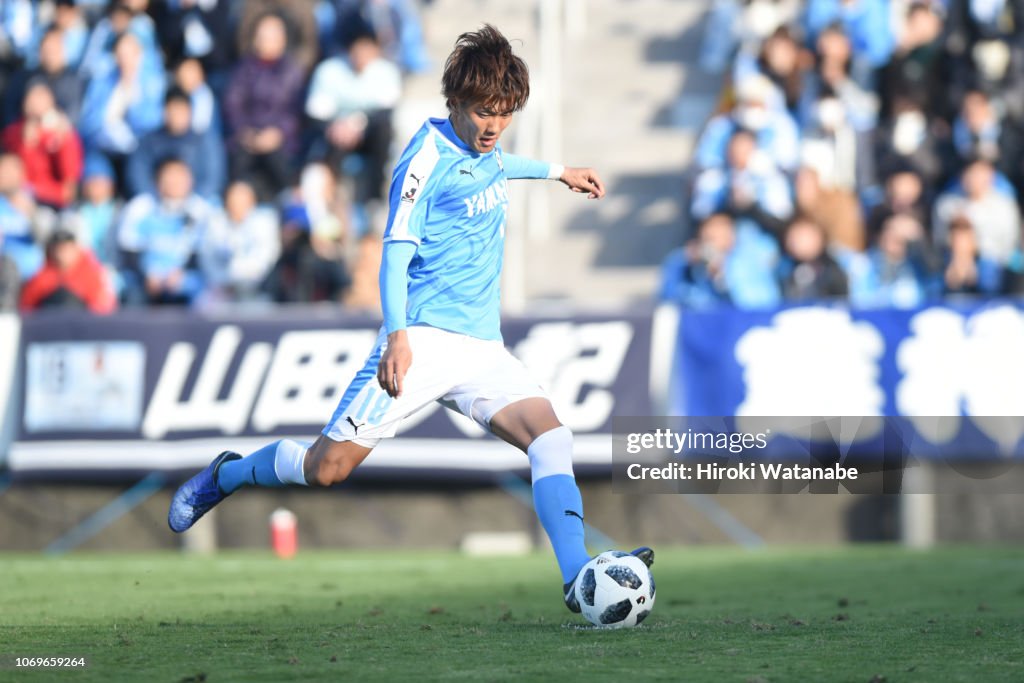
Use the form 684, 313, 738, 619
442, 24, 530, 113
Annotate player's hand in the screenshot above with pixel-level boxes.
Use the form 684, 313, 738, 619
559, 167, 605, 199
378, 329, 412, 398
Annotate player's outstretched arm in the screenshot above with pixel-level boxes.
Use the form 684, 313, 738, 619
500, 153, 603, 198
558, 167, 605, 199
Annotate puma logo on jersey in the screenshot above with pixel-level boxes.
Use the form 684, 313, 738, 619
463, 179, 508, 218
346, 416, 366, 434
459, 168, 475, 177
401, 173, 423, 203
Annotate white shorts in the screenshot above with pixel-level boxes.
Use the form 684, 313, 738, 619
322, 325, 547, 446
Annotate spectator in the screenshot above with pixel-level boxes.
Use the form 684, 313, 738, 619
804, 0, 895, 80
127, 86, 225, 202
173, 58, 220, 137
946, 0, 1024, 121
847, 213, 938, 308
78, 32, 166, 190
700, 0, 803, 74
946, 0, 1024, 49
875, 98, 947, 185
4, 27, 85, 127
949, 89, 1024, 189
0, 1, 37, 75
290, 161, 347, 247
658, 213, 781, 309
794, 165, 866, 251
685, 0, 1024, 312
78, 0, 159, 80
933, 158, 1021, 264
19, 229, 116, 313
695, 73, 801, 172
799, 91, 872, 247
116, 157, 215, 305
334, 0, 431, 74
879, 1, 948, 120
306, 27, 401, 204
778, 216, 849, 300
74, 154, 120, 268
798, 25, 879, 133
866, 164, 930, 239
943, 214, 1007, 296
0, 153, 43, 281
50, 0, 90, 70
1, 82, 84, 210
224, 13, 305, 201
263, 163, 352, 303
151, 0, 234, 82
237, 1, 319, 73
734, 26, 807, 115
690, 128, 793, 236
801, 93, 866, 190
199, 181, 281, 302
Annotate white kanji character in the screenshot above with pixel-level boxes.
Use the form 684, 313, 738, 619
897, 305, 1024, 452
735, 308, 885, 418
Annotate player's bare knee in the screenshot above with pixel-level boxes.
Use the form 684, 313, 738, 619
312, 463, 346, 487
534, 421, 568, 444
312, 451, 358, 486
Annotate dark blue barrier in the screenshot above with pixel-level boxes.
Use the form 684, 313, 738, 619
7, 308, 654, 479
673, 302, 1024, 460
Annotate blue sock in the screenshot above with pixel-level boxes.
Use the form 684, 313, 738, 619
217, 441, 287, 494
533, 474, 591, 583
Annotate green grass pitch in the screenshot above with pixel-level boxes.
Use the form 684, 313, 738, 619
2, 545, 1022, 682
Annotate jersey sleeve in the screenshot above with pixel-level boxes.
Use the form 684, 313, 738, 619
383, 131, 442, 245
379, 240, 418, 333
501, 152, 563, 180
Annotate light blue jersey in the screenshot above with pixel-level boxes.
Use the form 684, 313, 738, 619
382, 117, 555, 341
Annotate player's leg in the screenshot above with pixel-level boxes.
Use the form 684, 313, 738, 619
442, 341, 592, 596
170, 328, 398, 533
489, 397, 591, 586
168, 437, 374, 533
489, 398, 654, 611
216, 439, 312, 492
302, 435, 374, 486
216, 434, 375, 492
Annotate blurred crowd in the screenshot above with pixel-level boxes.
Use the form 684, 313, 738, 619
0, 0, 430, 314
660, 0, 1024, 309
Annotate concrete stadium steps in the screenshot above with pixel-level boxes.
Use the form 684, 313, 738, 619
396, 0, 718, 306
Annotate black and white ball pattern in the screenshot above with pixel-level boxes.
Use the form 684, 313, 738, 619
574, 551, 656, 628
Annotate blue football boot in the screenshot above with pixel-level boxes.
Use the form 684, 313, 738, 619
167, 451, 241, 533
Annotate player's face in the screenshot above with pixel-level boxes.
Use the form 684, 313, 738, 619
450, 102, 514, 153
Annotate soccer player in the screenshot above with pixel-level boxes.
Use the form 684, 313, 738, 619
168, 24, 652, 612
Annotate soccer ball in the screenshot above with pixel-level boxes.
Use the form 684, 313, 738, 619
574, 551, 656, 628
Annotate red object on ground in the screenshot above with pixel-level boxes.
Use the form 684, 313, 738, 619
270, 508, 298, 559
